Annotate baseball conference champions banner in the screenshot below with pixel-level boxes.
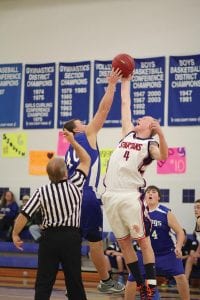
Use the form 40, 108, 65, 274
131, 57, 165, 126
168, 54, 200, 126
23, 63, 56, 129
57, 61, 90, 128
0, 63, 22, 128
93, 60, 121, 127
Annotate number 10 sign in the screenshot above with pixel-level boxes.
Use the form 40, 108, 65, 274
157, 147, 186, 174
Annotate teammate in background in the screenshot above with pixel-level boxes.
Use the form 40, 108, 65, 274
63, 68, 125, 293
185, 199, 200, 281
125, 185, 190, 300
102, 76, 168, 299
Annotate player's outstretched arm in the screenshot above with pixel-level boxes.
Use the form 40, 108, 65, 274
121, 76, 134, 137
63, 129, 91, 176
86, 68, 122, 137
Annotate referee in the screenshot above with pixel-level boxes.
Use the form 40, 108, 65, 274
12, 130, 90, 300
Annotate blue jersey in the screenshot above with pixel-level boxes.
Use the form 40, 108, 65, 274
149, 204, 175, 255
65, 132, 100, 192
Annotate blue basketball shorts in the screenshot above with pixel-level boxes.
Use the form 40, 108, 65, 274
80, 188, 103, 242
128, 250, 185, 282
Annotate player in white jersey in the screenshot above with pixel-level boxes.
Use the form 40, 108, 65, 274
185, 199, 200, 281
102, 76, 168, 299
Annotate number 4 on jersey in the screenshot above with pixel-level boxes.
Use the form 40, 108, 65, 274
123, 150, 130, 161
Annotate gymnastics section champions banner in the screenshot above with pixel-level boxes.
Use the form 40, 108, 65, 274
168, 54, 200, 126
0, 63, 22, 128
131, 57, 165, 126
93, 60, 121, 127
57, 61, 90, 128
23, 63, 55, 129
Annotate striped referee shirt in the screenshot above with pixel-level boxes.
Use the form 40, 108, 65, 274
21, 169, 86, 228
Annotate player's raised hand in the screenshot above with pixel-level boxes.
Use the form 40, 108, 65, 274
108, 68, 122, 85
63, 129, 75, 143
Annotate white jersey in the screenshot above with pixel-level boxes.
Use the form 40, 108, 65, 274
104, 131, 158, 191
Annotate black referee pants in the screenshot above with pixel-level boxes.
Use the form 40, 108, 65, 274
34, 227, 87, 300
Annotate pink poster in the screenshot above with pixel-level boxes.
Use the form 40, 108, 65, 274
157, 147, 186, 174
57, 131, 70, 156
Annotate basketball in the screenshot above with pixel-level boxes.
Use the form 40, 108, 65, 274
112, 53, 135, 78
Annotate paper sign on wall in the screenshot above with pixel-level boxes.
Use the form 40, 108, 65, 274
100, 149, 113, 175
29, 150, 55, 175
57, 131, 70, 156
157, 147, 186, 174
2, 132, 27, 157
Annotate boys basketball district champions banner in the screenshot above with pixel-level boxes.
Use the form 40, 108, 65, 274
0, 63, 22, 128
94, 60, 121, 127
23, 63, 56, 129
168, 54, 200, 126
131, 57, 165, 126
57, 61, 90, 128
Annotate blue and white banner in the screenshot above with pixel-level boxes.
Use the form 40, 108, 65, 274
23, 63, 55, 129
0, 63, 22, 128
131, 57, 165, 126
168, 54, 200, 126
93, 60, 121, 127
57, 61, 90, 128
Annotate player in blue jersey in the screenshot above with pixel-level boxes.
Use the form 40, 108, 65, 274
125, 186, 190, 300
63, 68, 125, 294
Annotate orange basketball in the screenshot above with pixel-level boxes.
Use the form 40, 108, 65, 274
112, 53, 135, 77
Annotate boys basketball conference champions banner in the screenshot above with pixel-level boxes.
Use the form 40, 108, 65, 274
131, 57, 165, 126
94, 60, 121, 127
57, 61, 90, 128
168, 54, 200, 126
0, 63, 22, 128
23, 63, 55, 129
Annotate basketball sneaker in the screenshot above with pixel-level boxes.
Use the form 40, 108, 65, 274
137, 284, 147, 300
146, 284, 156, 300
97, 278, 125, 293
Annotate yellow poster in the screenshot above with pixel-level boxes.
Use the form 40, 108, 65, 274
100, 149, 113, 175
2, 132, 27, 158
29, 150, 55, 175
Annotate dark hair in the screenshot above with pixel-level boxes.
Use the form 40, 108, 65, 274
145, 185, 161, 199
63, 119, 78, 134
0, 190, 15, 207
195, 199, 200, 204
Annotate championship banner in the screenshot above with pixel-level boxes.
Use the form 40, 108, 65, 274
23, 63, 55, 129
168, 54, 200, 126
1, 132, 27, 157
131, 57, 165, 126
157, 147, 186, 174
0, 63, 22, 128
93, 60, 121, 127
57, 61, 90, 128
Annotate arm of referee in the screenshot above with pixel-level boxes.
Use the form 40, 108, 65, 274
63, 129, 91, 176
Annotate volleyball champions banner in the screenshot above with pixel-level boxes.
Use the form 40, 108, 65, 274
93, 60, 121, 127
168, 54, 200, 126
23, 63, 55, 129
57, 61, 90, 128
131, 57, 165, 126
0, 63, 22, 128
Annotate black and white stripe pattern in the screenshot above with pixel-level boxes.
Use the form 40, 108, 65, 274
21, 169, 86, 228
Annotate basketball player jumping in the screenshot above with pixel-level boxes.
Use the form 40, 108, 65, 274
63, 68, 125, 294
102, 76, 168, 299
